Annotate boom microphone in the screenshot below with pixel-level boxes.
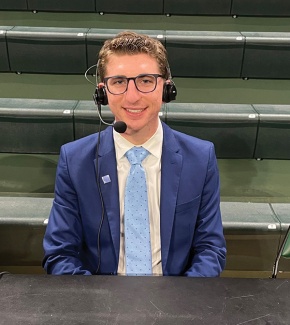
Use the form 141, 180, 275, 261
112, 121, 127, 133
96, 103, 127, 133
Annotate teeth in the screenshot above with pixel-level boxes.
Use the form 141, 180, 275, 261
126, 109, 143, 113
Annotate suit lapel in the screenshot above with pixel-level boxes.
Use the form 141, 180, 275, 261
93, 127, 120, 264
160, 123, 182, 273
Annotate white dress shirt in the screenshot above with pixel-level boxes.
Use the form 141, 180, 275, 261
113, 119, 163, 276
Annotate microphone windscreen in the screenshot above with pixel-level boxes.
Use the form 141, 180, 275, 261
113, 121, 127, 133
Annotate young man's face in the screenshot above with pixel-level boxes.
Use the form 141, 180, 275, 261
104, 53, 164, 144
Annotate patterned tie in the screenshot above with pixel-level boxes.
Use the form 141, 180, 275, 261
124, 146, 152, 276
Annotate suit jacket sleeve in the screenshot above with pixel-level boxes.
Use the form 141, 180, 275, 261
184, 143, 226, 277
42, 145, 92, 275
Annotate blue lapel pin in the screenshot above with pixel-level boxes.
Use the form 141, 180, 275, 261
102, 175, 111, 184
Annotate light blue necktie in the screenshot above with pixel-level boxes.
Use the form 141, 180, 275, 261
124, 146, 152, 276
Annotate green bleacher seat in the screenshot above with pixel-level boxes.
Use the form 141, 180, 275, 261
270, 203, 290, 273
166, 103, 258, 159
272, 203, 290, 232
74, 100, 113, 139
1, 197, 287, 272
95, 0, 163, 14
231, 0, 290, 17
165, 31, 245, 78
2, 98, 290, 160
4, 27, 290, 80
221, 202, 281, 271
27, 0, 95, 12
164, 0, 232, 16
0, 98, 76, 154
222, 202, 280, 234
0, 27, 12, 72
86, 29, 165, 72
6, 26, 88, 74
241, 32, 290, 79
0, 153, 57, 194
254, 105, 290, 160
3, 0, 290, 16
0, 197, 52, 267
0, 0, 27, 10
86, 29, 125, 72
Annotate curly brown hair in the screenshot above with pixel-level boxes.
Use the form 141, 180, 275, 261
97, 31, 170, 81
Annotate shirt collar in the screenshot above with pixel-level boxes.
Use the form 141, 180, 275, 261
113, 119, 163, 160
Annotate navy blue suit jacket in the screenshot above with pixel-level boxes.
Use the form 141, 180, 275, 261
43, 122, 226, 276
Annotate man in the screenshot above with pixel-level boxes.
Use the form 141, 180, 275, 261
43, 31, 226, 276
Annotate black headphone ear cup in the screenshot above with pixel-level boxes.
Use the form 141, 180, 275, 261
162, 81, 177, 103
94, 86, 108, 106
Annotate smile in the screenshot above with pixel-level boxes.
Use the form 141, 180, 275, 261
125, 108, 146, 113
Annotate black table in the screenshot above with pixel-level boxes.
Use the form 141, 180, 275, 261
0, 275, 289, 324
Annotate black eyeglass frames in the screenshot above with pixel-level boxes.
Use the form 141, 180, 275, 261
103, 74, 163, 95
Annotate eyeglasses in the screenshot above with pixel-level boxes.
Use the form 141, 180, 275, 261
103, 74, 163, 95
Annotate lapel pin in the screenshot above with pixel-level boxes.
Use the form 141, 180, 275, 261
102, 175, 111, 184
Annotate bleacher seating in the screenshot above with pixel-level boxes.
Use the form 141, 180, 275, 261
0, 153, 57, 194
0, 197, 51, 267
254, 105, 290, 160
2, 98, 290, 160
165, 31, 244, 78
1, 1, 290, 17
1, 27, 290, 79
0, 27, 11, 72
231, 0, 290, 17
0, 1, 27, 11
0, 98, 75, 154
1, 197, 289, 273
166, 103, 258, 159
96, 0, 163, 15
241, 32, 290, 79
6, 27, 88, 74
270, 204, 290, 272
27, 0, 96, 13
164, 0, 232, 16
221, 202, 285, 272
74, 100, 117, 139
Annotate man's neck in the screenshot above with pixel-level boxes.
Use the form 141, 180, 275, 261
120, 120, 160, 145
